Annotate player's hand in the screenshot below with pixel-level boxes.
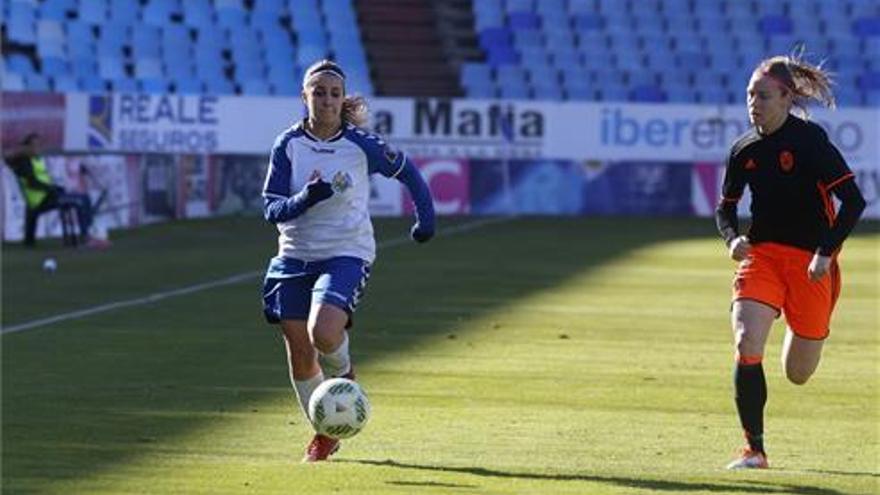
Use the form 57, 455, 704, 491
410, 222, 434, 243
808, 253, 831, 281
729, 235, 751, 262
301, 171, 333, 207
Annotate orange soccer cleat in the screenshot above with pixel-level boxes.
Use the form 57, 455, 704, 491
726, 447, 769, 470
302, 434, 340, 463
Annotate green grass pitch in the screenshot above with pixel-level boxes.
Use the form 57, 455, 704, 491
2, 216, 877, 494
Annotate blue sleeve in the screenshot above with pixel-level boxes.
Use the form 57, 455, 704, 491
262, 130, 304, 224
397, 159, 435, 230
263, 193, 314, 224
346, 127, 434, 229
263, 132, 293, 199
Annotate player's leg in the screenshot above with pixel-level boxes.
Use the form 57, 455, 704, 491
781, 330, 824, 385
280, 319, 324, 414
728, 299, 776, 469
310, 257, 371, 379
780, 254, 838, 385
262, 275, 324, 416
310, 304, 353, 378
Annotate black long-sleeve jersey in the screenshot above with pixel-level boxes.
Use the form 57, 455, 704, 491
715, 114, 866, 256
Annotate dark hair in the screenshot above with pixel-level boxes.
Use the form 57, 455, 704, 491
20, 132, 40, 146
754, 50, 836, 117
303, 59, 346, 84
302, 59, 369, 127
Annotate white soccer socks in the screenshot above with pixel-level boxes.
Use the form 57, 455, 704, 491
293, 372, 325, 419
318, 332, 351, 378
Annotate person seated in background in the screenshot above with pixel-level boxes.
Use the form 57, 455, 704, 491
4, 132, 100, 248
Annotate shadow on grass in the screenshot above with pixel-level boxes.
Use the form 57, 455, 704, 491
3, 216, 875, 491
347, 458, 850, 495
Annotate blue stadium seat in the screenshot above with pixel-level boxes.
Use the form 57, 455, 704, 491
52, 74, 79, 92
3, 72, 26, 91
39, 0, 75, 21
78, 0, 108, 25
24, 73, 51, 91
565, 82, 597, 101
183, 0, 214, 29
857, 70, 880, 90
107, 0, 139, 23
597, 85, 629, 102
572, 13, 603, 32
7, 53, 37, 74
532, 84, 564, 100
241, 78, 271, 95
581, 52, 616, 71
853, 16, 880, 37
140, 78, 170, 94
111, 77, 138, 93
665, 85, 698, 103
759, 15, 794, 36
7, 17, 37, 44
559, 67, 591, 87
40, 56, 69, 78
79, 74, 107, 92
70, 56, 97, 79
665, 14, 696, 34
98, 56, 126, 79
509, 11, 541, 30
550, 47, 581, 69
568, 0, 597, 15
697, 87, 731, 104
498, 81, 530, 99
754, 0, 787, 16
630, 84, 666, 102
461, 62, 492, 86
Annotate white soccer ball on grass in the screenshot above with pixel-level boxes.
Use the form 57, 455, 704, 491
308, 378, 371, 440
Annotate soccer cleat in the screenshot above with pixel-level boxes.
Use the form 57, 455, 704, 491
339, 364, 355, 381
302, 434, 340, 462
726, 448, 769, 470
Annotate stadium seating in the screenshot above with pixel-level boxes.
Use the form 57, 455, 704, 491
0, 0, 875, 107
466, 0, 876, 105
1, 0, 371, 96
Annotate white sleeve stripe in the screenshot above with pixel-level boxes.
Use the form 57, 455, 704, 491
389, 154, 407, 178
263, 192, 289, 199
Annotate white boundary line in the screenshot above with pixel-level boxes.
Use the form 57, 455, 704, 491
1, 217, 510, 335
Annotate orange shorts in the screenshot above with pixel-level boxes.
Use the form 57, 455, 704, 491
733, 242, 841, 340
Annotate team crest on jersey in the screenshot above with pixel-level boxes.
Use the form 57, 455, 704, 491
331, 171, 353, 193
778, 150, 795, 172
744, 158, 757, 170
383, 145, 400, 164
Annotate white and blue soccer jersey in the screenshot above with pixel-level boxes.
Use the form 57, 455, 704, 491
262, 121, 410, 263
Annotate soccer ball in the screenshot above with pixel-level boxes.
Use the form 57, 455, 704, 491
308, 378, 371, 440
42, 257, 58, 273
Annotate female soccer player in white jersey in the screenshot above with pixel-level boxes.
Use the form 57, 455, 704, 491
261, 59, 435, 462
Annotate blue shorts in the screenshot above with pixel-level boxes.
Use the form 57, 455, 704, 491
261, 256, 371, 324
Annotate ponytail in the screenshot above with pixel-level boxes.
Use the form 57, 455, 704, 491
341, 95, 369, 128
755, 49, 836, 118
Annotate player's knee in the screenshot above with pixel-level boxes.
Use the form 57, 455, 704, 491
309, 325, 340, 353
784, 366, 813, 385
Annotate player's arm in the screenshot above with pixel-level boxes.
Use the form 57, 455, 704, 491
815, 137, 866, 256
715, 150, 748, 258
262, 136, 332, 224
368, 142, 435, 243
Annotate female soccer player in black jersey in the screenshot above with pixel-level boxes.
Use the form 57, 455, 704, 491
715, 54, 866, 469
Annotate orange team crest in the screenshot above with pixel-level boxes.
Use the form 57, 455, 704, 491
744, 158, 757, 170
779, 150, 795, 172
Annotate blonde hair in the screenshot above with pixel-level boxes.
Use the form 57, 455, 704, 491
302, 59, 369, 127
754, 50, 836, 117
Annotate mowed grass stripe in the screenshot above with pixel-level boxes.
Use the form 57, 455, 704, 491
2, 217, 877, 495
